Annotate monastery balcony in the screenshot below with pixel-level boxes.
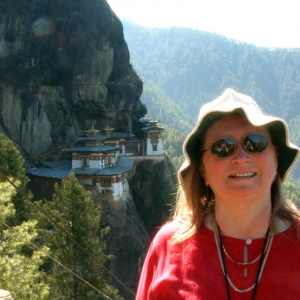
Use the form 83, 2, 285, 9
124, 155, 164, 163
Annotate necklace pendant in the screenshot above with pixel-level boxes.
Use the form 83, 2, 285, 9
244, 245, 248, 278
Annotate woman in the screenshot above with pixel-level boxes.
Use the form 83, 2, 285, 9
136, 89, 300, 300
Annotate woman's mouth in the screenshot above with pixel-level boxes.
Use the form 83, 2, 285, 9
229, 172, 256, 178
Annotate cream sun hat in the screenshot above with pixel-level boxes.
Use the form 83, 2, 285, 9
0, 290, 13, 300
178, 88, 300, 183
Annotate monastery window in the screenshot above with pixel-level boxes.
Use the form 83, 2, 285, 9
100, 178, 111, 187
104, 157, 108, 166
152, 144, 158, 151
81, 157, 89, 168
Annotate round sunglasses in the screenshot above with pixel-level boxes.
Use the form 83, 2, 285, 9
202, 133, 270, 159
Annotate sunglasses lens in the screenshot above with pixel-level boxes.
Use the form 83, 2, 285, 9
243, 134, 269, 153
210, 138, 236, 158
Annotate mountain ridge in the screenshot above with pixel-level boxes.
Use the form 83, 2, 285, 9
122, 20, 300, 178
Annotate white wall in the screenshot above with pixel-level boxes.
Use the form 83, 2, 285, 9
72, 159, 81, 169
112, 181, 123, 200
89, 160, 105, 169
146, 137, 163, 156
72, 154, 108, 169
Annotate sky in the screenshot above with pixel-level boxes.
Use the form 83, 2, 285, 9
106, 0, 300, 49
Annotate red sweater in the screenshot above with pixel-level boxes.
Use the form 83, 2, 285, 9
136, 220, 300, 300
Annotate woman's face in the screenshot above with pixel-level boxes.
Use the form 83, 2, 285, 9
200, 114, 278, 203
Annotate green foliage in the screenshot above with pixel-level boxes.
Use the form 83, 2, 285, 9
133, 159, 176, 236
150, 164, 174, 227
38, 173, 122, 300
289, 115, 300, 147
162, 125, 186, 171
0, 141, 50, 299
0, 134, 27, 184
0, 220, 50, 299
283, 180, 300, 208
0, 133, 32, 223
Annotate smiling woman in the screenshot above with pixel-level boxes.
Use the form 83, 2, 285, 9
200, 113, 278, 208
136, 89, 300, 300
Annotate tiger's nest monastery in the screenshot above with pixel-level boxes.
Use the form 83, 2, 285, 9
27, 117, 164, 202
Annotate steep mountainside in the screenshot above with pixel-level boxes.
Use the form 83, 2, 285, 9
123, 21, 300, 121
122, 21, 300, 179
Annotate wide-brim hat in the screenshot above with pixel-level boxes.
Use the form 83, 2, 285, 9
178, 88, 300, 183
0, 289, 13, 300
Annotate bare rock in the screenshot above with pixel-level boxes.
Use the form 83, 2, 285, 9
0, 0, 146, 163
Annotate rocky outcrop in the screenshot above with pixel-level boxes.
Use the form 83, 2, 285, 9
104, 156, 176, 299
0, 0, 146, 165
0, 2, 176, 299
128, 155, 177, 237
102, 190, 150, 299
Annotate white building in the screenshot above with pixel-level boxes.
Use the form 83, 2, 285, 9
139, 118, 164, 156
27, 119, 164, 202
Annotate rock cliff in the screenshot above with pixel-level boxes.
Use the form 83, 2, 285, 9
108, 156, 176, 298
0, 1, 176, 299
0, 0, 146, 164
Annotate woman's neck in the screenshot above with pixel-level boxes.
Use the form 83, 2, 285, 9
215, 203, 271, 239
205, 197, 272, 239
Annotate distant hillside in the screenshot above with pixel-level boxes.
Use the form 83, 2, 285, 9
122, 21, 300, 178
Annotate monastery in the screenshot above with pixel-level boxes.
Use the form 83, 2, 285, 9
27, 117, 164, 202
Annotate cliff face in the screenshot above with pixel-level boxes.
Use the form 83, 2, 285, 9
109, 156, 176, 298
0, 2, 176, 299
128, 155, 177, 237
0, 0, 146, 163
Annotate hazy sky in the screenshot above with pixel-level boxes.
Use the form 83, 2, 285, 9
106, 0, 300, 49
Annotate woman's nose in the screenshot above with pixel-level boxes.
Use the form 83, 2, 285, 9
231, 143, 251, 163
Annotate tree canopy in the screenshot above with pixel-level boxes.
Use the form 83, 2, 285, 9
0, 134, 49, 299
38, 173, 123, 300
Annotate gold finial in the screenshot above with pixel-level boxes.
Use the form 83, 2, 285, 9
85, 122, 101, 136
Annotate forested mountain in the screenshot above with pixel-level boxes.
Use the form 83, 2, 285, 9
122, 21, 300, 178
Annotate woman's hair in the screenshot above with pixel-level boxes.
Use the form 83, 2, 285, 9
173, 114, 300, 242
172, 122, 212, 241
270, 174, 300, 235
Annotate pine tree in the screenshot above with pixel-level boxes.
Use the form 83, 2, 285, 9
0, 133, 31, 223
0, 134, 50, 299
0, 134, 27, 184
39, 173, 123, 300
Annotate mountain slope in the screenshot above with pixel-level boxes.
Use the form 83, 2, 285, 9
123, 21, 300, 178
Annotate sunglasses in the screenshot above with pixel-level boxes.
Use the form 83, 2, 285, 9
202, 133, 270, 159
